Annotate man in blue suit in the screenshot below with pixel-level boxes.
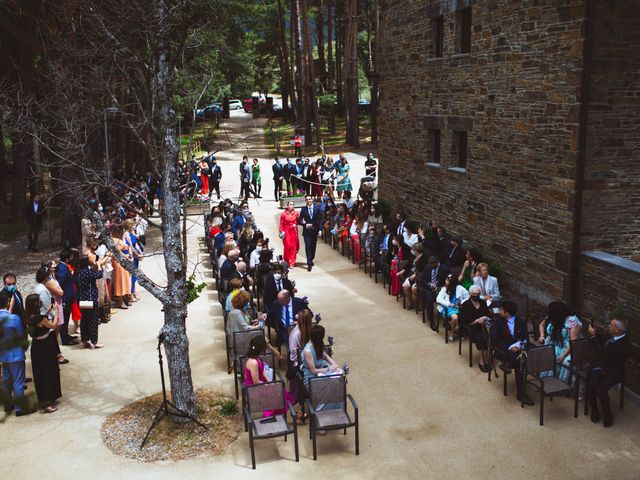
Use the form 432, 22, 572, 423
265, 290, 311, 348
0, 290, 35, 416
297, 195, 323, 271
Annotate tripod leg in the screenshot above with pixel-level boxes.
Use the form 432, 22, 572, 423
140, 404, 169, 448
167, 401, 209, 430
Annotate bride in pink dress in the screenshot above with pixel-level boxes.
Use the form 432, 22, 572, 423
279, 201, 299, 268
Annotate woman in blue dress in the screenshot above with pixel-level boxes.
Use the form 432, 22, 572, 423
538, 301, 582, 382
335, 155, 352, 199
124, 218, 144, 301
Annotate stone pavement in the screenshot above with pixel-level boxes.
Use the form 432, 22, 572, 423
1, 112, 639, 480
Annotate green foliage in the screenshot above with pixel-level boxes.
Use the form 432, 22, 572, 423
186, 273, 206, 304
219, 398, 238, 416
318, 94, 337, 115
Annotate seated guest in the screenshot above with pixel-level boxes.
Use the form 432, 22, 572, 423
265, 290, 310, 348
263, 264, 295, 310
350, 217, 368, 263
366, 204, 383, 231
217, 242, 236, 270
0, 290, 35, 416
436, 274, 469, 342
374, 224, 391, 274
538, 301, 582, 382
587, 319, 631, 428
389, 234, 411, 297
421, 222, 448, 261
393, 211, 407, 237
364, 226, 378, 257
235, 261, 252, 290
225, 278, 244, 313
459, 285, 492, 372
226, 290, 260, 344
220, 249, 240, 283
419, 255, 450, 331
443, 235, 465, 277
301, 325, 341, 387
342, 190, 355, 209
401, 243, 426, 310
402, 222, 420, 249
249, 238, 265, 270
458, 248, 481, 290
490, 300, 533, 405
473, 262, 501, 310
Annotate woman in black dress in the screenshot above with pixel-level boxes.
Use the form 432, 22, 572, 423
25, 293, 62, 413
75, 256, 104, 349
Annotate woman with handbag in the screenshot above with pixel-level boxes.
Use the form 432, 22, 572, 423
75, 256, 104, 349
24, 294, 62, 413
111, 224, 132, 309
279, 201, 299, 269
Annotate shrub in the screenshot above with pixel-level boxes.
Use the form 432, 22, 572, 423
219, 399, 238, 416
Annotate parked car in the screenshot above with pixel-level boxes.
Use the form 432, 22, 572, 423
228, 99, 243, 110
195, 104, 223, 119
243, 98, 254, 113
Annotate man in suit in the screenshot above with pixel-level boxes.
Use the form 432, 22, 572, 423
587, 319, 631, 427
490, 300, 534, 405
298, 196, 323, 271
283, 158, 294, 195
265, 290, 310, 348
220, 249, 240, 285
263, 264, 295, 310
272, 157, 284, 201
394, 211, 407, 237
473, 262, 501, 312
208, 156, 222, 199
420, 256, 450, 331
25, 193, 45, 252
55, 250, 78, 345
0, 290, 35, 416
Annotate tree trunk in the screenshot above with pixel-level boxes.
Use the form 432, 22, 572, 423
344, 0, 359, 147
154, 0, 196, 419
335, 2, 343, 110
370, 0, 380, 144
277, 0, 296, 121
302, 0, 322, 148
292, 0, 306, 140
316, 0, 326, 92
327, 0, 334, 93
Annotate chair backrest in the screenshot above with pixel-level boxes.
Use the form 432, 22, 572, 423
570, 337, 598, 367
233, 329, 264, 359
239, 353, 275, 383
525, 345, 556, 375
308, 374, 346, 410
246, 381, 285, 417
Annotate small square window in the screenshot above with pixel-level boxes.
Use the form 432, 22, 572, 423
456, 8, 472, 54
433, 16, 444, 58
453, 131, 468, 169
428, 129, 441, 163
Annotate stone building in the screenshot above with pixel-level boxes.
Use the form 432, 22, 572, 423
378, 0, 640, 336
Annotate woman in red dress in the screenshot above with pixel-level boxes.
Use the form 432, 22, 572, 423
279, 201, 300, 268
199, 159, 209, 195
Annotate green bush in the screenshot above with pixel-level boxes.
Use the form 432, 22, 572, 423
219, 399, 238, 416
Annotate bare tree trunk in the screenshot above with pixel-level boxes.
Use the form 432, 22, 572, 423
277, 0, 296, 121
292, 0, 306, 139
344, 0, 359, 147
335, 2, 343, 110
302, 0, 322, 148
327, 0, 334, 92
154, 0, 196, 419
370, 0, 380, 144
316, 0, 326, 93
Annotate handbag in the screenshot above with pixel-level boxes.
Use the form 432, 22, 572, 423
79, 300, 94, 309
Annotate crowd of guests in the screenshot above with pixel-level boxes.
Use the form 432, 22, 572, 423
206, 197, 346, 428
1, 188, 149, 416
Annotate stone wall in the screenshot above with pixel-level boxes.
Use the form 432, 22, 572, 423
378, 0, 588, 303
581, 1, 640, 258
578, 251, 639, 347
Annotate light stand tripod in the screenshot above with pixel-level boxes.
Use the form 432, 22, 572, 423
140, 333, 209, 449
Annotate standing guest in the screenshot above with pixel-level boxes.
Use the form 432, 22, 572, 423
2, 273, 25, 323
538, 301, 582, 382
24, 294, 61, 413
272, 157, 285, 201
473, 263, 501, 311
75, 256, 104, 349
335, 155, 352, 199
420, 255, 451, 331
0, 290, 35, 416
81, 214, 97, 255
111, 225, 132, 309
279, 201, 300, 269
124, 219, 144, 301
251, 158, 262, 199
283, 158, 295, 196
90, 239, 113, 323
144, 171, 158, 215
298, 196, 323, 271
458, 248, 481, 290
459, 285, 492, 372
25, 192, 45, 252
586, 319, 631, 428
209, 156, 222, 199
365, 153, 377, 177
293, 133, 303, 157
310, 162, 323, 197
44, 260, 66, 350
135, 215, 148, 246
199, 157, 210, 195
490, 301, 533, 406
34, 265, 67, 365
436, 274, 469, 342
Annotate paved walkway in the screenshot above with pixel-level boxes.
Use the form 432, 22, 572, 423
1, 112, 639, 480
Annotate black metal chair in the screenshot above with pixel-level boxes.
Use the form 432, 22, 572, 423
522, 345, 574, 426
232, 329, 265, 399
244, 381, 299, 469
306, 374, 359, 460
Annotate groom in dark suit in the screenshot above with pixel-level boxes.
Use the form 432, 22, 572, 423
297, 195, 323, 271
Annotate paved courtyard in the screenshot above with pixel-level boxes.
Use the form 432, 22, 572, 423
1, 113, 639, 480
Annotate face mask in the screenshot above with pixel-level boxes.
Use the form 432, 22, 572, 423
98, 207, 104, 213
274, 274, 282, 281
470, 295, 481, 302
6, 285, 16, 294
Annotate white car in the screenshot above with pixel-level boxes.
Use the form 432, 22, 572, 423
228, 99, 243, 110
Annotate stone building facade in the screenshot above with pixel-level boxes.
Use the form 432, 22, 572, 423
378, 0, 640, 331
